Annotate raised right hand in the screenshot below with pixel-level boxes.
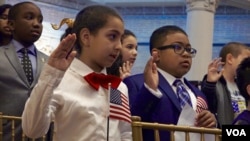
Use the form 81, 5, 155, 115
206, 57, 224, 82
48, 34, 77, 71
144, 51, 158, 91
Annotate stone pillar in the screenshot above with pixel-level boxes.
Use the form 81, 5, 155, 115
185, 0, 219, 81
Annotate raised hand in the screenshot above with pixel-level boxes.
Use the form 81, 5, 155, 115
119, 61, 132, 80
206, 57, 224, 82
48, 34, 77, 71
144, 51, 158, 91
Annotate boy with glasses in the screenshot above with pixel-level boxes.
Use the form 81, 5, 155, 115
123, 25, 217, 141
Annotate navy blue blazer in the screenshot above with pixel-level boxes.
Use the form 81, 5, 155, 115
123, 72, 208, 141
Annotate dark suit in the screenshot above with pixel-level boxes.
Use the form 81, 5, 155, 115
123, 72, 208, 141
0, 42, 49, 140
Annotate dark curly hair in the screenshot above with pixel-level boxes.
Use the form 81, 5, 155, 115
236, 56, 250, 104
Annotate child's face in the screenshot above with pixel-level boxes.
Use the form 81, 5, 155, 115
232, 49, 250, 76
0, 8, 11, 36
85, 16, 124, 72
121, 35, 138, 66
155, 32, 192, 78
10, 3, 43, 46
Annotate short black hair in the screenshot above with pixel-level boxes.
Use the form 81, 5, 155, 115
236, 56, 250, 102
0, 4, 12, 15
149, 25, 187, 54
219, 42, 249, 63
8, 2, 35, 20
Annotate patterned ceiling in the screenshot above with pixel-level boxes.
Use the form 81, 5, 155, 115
32, 0, 250, 10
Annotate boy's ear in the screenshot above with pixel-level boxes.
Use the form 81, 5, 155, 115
79, 28, 90, 47
226, 53, 233, 65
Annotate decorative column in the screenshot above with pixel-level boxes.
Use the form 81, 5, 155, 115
185, 0, 219, 81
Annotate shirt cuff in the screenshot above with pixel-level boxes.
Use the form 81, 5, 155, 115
144, 83, 162, 98
39, 63, 65, 87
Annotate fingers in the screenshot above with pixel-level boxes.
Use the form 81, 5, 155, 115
144, 51, 157, 74
51, 34, 76, 59
119, 61, 132, 79
48, 34, 77, 70
143, 51, 159, 90
195, 110, 217, 128
122, 61, 132, 73
209, 57, 224, 71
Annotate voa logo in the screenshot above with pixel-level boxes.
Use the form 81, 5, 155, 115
226, 129, 246, 136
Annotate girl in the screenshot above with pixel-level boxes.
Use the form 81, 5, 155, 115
22, 5, 132, 141
0, 4, 12, 46
107, 29, 138, 79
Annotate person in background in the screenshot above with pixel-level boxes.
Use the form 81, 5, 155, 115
22, 4, 132, 141
232, 56, 250, 125
0, 1, 50, 140
0, 4, 12, 46
123, 25, 217, 141
201, 42, 250, 128
107, 29, 138, 79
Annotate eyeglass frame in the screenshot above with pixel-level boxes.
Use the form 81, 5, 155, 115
156, 44, 197, 57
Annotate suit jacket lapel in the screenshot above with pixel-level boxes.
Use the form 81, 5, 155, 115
4, 43, 29, 85
158, 72, 182, 111
31, 50, 47, 87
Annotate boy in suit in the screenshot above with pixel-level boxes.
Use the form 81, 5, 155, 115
0, 2, 48, 140
123, 25, 217, 141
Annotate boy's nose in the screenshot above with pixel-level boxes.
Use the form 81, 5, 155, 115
116, 41, 122, 50
33, 19, 42, 27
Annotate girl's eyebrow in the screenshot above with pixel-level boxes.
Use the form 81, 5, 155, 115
109, 29, 123, 36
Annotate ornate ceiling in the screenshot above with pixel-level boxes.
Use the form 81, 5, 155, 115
32, 0, 250, 10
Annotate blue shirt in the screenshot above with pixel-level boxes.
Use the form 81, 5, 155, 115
13, 40, 37, 77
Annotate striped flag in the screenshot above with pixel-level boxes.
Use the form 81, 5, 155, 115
196, 96, 208, 113
109, 88, 131, 123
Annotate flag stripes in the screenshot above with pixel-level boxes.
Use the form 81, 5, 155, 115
110, 88, 131, 123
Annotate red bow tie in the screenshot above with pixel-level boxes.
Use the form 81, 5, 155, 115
84, 72, 122, 90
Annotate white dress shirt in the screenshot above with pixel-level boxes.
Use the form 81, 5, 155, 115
145, 68, 197, 111
22, 58, 132, 141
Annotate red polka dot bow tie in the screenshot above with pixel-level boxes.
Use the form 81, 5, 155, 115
84, 72, 122, 90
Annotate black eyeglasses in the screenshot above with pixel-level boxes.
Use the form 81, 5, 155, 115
157, 44, 197, 57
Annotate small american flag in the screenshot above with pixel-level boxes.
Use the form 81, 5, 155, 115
109, 88, 131, 123
196, 96, 208, 113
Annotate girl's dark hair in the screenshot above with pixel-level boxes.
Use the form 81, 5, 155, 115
0, 4, 12, 15
71, 4, 123, 55
219, 42, 248, 63
121, 29, 136, 44
60, 27, 72, 41
0, 4, 12, 44
236, 57, 250, 103
107, 54, 123, 77
149, 25, 187, 54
